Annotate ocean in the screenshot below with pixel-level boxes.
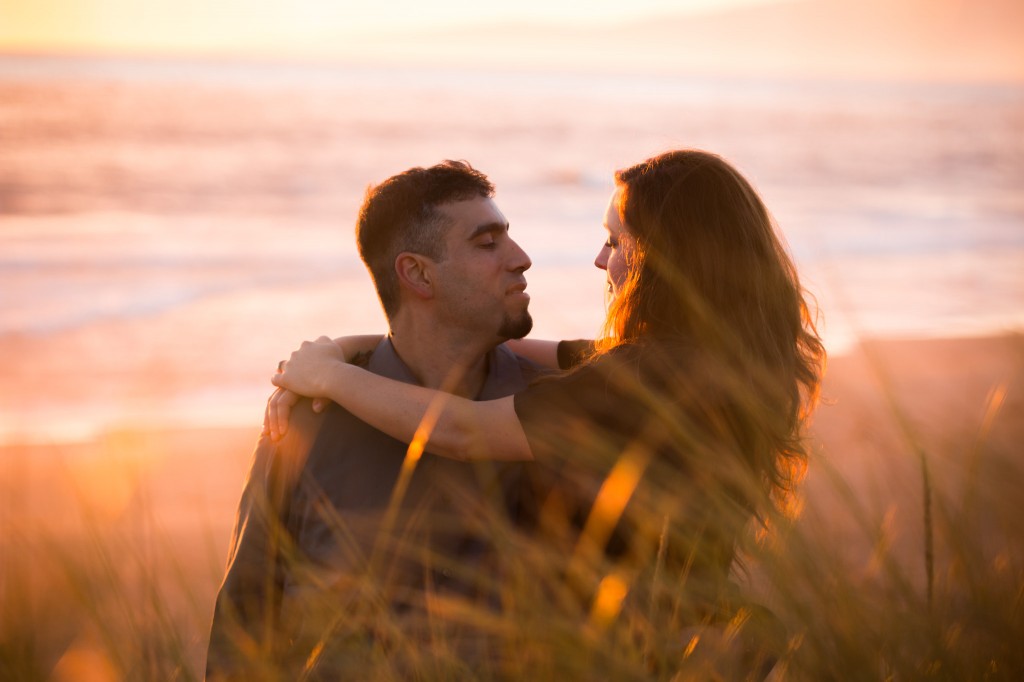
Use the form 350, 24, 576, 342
2, 55, 1022, 443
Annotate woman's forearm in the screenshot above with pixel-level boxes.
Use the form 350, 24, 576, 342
322, 363, 531, 462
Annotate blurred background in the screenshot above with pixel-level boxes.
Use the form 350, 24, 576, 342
2, 2, 1023, 679
1, 0, 1022, 443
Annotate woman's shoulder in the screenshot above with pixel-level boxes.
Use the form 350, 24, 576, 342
519, 339, 703, 407
594, 338, 704, 374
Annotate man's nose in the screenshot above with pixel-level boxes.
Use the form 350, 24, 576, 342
509, 238, 532, 272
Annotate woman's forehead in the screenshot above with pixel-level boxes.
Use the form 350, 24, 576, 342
604, 197, 627, 234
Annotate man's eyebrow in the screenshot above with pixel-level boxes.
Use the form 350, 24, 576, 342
468, 222, 509, 240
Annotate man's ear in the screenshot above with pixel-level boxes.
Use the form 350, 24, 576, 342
395, 252, 435, 300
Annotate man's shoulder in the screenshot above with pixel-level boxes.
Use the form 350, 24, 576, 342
498, 344, 557, 382
513, 354, 553, 385
481, 344, 551, 400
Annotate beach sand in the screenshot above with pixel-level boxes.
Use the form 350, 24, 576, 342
804, 334, 1023, 572
2, 333, 1021, 676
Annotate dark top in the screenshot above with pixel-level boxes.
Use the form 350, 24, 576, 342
207, 339, 541, 679
513, 342, 747, 625
556, 338, 594, 370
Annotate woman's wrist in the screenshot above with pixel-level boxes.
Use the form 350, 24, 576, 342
322, 357, 355, 405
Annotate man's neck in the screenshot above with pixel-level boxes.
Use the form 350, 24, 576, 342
388, 315, 494, 399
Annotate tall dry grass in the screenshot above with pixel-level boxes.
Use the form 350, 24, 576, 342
2, 340, 1022, 680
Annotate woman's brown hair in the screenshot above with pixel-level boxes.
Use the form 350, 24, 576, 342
604, 149, 825, 517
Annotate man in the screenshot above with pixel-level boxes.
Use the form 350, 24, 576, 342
206, 161, 538, 679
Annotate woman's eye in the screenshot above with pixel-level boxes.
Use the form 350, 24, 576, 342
604, 239, 617, 249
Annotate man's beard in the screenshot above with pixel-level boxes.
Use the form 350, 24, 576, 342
498, 310, 533, 340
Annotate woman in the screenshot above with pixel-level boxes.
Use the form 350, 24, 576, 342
273, 150, 824, 669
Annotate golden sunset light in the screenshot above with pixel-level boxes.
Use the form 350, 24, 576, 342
1, 0, 773, 55
2, 0, 1021, 82
2, 0, 1022, 678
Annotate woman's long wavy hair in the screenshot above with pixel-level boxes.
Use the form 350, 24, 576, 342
601, 150, 825, 519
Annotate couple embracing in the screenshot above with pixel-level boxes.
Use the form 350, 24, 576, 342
208, 151, 824, 680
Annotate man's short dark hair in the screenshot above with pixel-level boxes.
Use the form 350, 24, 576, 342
356, 160, 495, 320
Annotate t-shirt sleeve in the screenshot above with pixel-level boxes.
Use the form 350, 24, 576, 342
556, 339, 595, 370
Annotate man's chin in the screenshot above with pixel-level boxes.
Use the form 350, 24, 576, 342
498, 312, 533, 341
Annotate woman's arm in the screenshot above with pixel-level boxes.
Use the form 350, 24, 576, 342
271, 337, 533, 462
265, 334, 384, 439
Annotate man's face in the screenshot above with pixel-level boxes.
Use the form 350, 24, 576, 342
431, 196, 533, 342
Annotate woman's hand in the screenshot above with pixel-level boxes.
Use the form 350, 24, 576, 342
263, 334, 380, 440
272, 335, 347, 398
263, 388, 329, 441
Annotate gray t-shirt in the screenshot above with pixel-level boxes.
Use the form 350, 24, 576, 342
207, 339, 540, 678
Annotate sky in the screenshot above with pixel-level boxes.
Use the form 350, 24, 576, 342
2, 0, 1022, 84
0, 0, 776, 55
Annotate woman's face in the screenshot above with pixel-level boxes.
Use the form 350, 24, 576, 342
594, 191, 634, 298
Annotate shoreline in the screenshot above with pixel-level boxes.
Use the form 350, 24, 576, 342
4, 332, 1019, 529
4, 332, 1021, 528
2, 330, 1020, 449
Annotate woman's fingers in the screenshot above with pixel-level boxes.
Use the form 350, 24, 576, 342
262, 393, 274, 435
267, 336, 345, 431
266, 387, 300, 441
273, 337, 345, 397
